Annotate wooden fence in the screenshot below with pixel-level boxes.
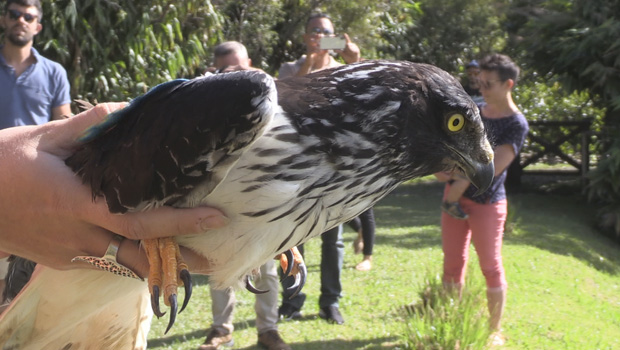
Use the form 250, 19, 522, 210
506, 119, 593, 187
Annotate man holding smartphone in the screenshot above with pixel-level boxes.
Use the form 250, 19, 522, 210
278, 12, 361, 79
276, 13, 362, 326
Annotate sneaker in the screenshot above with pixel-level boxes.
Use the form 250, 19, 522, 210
441, 201, 469, 219
318, 305, 344, 325
198, 328, 233, 350
257, 330, 291, 350
278, 294, 305, 320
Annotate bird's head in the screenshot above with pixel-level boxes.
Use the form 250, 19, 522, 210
279, 60, 494, 193
400, 62, 495, 194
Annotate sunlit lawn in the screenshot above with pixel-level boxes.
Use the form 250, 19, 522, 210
148, 179, 620, 350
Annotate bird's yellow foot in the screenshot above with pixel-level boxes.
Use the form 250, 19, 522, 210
143, 237, 192, 334
279, 246, 306, 297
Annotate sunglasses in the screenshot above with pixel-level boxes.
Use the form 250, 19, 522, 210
308, 27, 334, 35
7, 9, 37, 23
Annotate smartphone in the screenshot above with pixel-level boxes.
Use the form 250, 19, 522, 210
320, 36, 347, 50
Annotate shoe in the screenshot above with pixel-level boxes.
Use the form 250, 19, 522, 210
319, 305, 344, 325
278, 304, 302, 320
198, 328, 233, 350
257, 330, 292, 350
441, 201, 469, 219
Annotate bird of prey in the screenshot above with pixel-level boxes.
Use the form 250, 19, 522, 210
0, 60, 494, 349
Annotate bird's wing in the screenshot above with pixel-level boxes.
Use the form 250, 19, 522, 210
66, 70, 277, 213
0, 266, 151, 350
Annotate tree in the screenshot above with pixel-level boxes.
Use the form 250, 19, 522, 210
379, 0, 506, 74
38, 0, 224, 103
508, 0, 620, 238
509, 0, 620, 120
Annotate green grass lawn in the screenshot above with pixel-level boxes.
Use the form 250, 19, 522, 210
147, 180, 620, 350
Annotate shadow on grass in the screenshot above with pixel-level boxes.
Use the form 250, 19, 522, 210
366, 181, 620, 275
373, 181, 444, 229
149, 322, 399, 350
505, 192, 620, 274
148, 329, 206, 348
236, 337, 400, 350
340, 181, 444, 251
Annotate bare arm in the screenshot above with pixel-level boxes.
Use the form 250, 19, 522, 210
0, 103, 227, 276
493, 144, 516, 176
51, 103, 72, 120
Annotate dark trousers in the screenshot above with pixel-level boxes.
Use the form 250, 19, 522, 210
347, 208, 376, 256
280, 225, 343, 309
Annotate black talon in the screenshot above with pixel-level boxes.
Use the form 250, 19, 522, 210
245, 276, 269, 294
165, 294, 178, 334
179, 269, 192, 313
287, 263, 307, 299
151, 285, 165, 318
282, 249, 294, 278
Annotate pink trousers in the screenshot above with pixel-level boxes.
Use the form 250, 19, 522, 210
441, 186, 508, 290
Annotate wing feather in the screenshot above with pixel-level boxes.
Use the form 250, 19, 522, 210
65, 71, 277, 213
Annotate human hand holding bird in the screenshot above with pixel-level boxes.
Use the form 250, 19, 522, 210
0, 103, 228, 275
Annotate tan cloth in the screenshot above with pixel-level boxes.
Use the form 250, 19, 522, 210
209, 260, 280, 334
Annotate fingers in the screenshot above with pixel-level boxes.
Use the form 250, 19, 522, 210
116, 238, 149, 278
115, 239, 212, 278
343, 33, 352, 44
59, 102, 128, 144
334, 33, 351, 54
337, 33, 361, 64
99, 206, 229, 241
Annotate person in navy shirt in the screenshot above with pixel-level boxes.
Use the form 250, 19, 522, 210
435, 53, 529, 347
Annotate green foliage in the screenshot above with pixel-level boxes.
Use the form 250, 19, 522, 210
514, 74, 606, 161
509, 0, 620, 233
509, 0, 620, 116
402, 268, 491, 350
38, 0, 224, 103
587, 135, 620, 239
264, 0, 410, 74
212, 0, 284, 72
379, 0, 506, 74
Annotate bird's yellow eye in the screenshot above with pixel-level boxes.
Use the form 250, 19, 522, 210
447, 114, 465, 132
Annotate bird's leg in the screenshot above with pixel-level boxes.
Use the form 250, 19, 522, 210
143, 237, 192, 334
279, 246, 307, 298
143, 239, 164, 317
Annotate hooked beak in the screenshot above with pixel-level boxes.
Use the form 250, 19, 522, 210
464, 158, 494, 196
444, 144, 494, 195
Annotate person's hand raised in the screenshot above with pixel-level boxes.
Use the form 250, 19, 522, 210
335, 33, 361, 64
